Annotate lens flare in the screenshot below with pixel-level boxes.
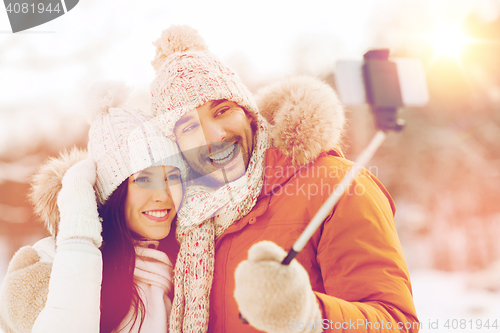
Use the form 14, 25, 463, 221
428, 23, 470, 58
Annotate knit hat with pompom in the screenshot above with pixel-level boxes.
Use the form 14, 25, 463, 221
150, 25, 258, 139
85, 81, 188, 204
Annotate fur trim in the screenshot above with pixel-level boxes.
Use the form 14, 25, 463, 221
29, 147, 87, 237
255, 76, 346, 166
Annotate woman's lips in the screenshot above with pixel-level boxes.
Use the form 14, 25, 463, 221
142, 209, 170, 222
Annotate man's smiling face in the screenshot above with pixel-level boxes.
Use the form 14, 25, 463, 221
173, 100, 254, 186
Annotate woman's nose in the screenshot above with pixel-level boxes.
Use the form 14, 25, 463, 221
152, 187, 171, 202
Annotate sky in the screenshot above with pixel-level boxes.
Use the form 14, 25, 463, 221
1, 0, 498, 102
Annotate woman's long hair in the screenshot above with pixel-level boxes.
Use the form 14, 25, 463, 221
98, 180, 180, 333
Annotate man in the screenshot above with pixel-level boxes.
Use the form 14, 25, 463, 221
151, 25, 419, 333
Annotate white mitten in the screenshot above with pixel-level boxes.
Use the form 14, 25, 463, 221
234, 241, 323, 333
56, 158, 102, 247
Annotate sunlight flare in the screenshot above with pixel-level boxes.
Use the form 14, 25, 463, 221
428, 23, 470, 58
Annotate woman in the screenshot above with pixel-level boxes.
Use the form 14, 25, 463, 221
0, 81, 187, 333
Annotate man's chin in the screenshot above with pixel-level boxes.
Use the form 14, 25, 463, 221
194, 164, 246, 187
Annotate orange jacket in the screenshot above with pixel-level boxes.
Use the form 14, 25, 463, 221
208, 147, 419, 333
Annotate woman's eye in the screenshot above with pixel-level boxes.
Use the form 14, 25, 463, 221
167, 174, 181, 181
134, 177, 150, 183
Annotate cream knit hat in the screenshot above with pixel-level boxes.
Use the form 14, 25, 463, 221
85, 81, 188, 204
150, 25, 258, 139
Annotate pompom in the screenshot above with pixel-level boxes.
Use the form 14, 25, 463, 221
83, 81, 132, 123
151, 25, 208, 72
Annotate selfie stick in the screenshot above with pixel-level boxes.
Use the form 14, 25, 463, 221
282, 49, 405, 265
281, 130, 387, 264
239, 49, 410, 324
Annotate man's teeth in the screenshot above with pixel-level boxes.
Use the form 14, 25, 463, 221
144, 210, 168, 218
210, 145, 236, 164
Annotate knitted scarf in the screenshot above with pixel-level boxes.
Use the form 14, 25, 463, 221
118, 241, 174, 333
169, 116, 270, 332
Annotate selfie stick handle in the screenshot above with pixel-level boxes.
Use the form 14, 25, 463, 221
281, 130, 387, 265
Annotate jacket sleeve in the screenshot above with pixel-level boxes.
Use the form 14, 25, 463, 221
0, 245, 52, 333
32, 238, 103, 333
313, 168, 419, 332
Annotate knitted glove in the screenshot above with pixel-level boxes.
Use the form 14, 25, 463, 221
56, 158, 102, 247
234, 241, 323, 333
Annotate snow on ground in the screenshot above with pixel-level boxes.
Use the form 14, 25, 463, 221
1, 263, 499, 332
412, 269, 500, 332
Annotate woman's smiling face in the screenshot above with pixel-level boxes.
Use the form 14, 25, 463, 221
124, 165, 183, 240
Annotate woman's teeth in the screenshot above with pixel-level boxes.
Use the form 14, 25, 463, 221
144, 210, 168, 218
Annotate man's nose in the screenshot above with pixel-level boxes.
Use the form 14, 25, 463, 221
201, 120, 226, 143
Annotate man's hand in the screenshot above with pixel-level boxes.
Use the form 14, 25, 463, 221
234, 241, 323, 333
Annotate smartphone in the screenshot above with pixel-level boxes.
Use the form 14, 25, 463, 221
335, 57, 429, 107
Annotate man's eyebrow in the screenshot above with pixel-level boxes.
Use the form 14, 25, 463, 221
209, 99, 227, 109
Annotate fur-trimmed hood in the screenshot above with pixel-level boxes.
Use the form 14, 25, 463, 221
29, 147, 87, 237
29, 76, 345, 235
255, 75, 345, 165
